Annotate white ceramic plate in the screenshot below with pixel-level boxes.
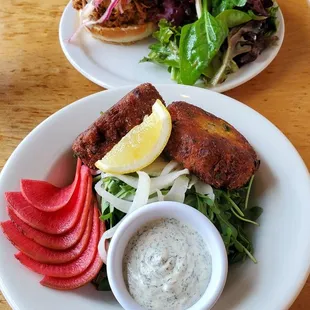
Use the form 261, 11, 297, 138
0, 85, 309, 310
59, 3, 284, 92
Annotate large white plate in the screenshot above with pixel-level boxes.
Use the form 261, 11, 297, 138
59, 3, 285, 92
0, 85, 309, 310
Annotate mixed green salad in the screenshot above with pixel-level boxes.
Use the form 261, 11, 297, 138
92, 159, 262, 291
141, 0, 279, 86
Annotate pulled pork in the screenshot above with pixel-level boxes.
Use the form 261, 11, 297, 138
72, 0, 160, 27
72, 0, 196, 27
72, 0, 87, 10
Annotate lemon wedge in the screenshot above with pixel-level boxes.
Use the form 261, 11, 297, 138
95, 99, 172, 174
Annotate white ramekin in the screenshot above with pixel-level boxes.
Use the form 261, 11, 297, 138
107, 201, 228, 310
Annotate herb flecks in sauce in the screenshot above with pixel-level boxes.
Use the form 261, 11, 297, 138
123, 218, 212, 310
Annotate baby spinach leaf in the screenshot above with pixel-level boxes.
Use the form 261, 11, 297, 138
216, 9, 252, 28
247, 10, 268, 21
179, 0, 227, 85
212, 0, 247, 16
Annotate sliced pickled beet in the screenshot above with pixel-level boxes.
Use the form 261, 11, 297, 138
41, 217, 105, 290
5, 165, 90, 235
20, 159, 81, 212
1, 206, 92, 264
7, 173, 92, 250
15, 205, 100, 278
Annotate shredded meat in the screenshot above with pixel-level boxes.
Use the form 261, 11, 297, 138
72, 0, 160, 27
72, 0, 87, 10
91, 0, 159, 27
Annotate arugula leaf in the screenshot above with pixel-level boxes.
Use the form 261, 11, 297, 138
179, 0, 227, 85
189, 176, 262, 264
99, 177, 134, 229
212, 0, 247, 16
245, 206, 263, 221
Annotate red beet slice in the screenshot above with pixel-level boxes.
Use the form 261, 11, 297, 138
6, 165, 90, 235
1, 206, 92, 264
41, 250, 103, 290
41, 217, 106, 290
15, 205, 100, 278
20, 159, 81, 212
7, 173, 92, 250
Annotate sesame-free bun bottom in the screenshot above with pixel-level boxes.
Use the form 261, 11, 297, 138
86, 22, 157, 44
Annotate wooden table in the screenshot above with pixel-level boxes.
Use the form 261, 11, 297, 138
0, 0, 310, 309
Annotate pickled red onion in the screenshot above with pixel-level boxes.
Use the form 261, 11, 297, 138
68, 0, 121, 42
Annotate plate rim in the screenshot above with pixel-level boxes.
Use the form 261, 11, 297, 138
0, 84, 309, 310
58, 2, 285, 92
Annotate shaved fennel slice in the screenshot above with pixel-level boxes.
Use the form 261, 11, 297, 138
160, 160, 180, 176
109, 204, 114, 213
125, 194, 135, 202
188, 175, 198, 189
104, 173, 138, 188
95, 180, 131, 213
195, 180, 215, 201
156, 189, 164, 201
98, 171, 151, 263
98, 221, 121, 264
128, 171, 151, 213
142, 157, 168, 176
150, 169, 189, 193
164, 175, 189, 203
147, 197, 159, 204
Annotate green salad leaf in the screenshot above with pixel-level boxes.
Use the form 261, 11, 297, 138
216, 9, 252, 28
211, 0, 247, 17
265, 6, 279, 36
141, 0, 278, 87
92, 264, 111, 291
247, 10, 268, 21
210, 22, 255, 85
185, 175, 262, 264
179, 0, 228, 85
99, 176, 135, 229
140, 19, 181, 81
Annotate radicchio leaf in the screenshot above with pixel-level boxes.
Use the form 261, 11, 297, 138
245, 0, 273, 16
210, 20, 277, 85
156, 0, 196, 26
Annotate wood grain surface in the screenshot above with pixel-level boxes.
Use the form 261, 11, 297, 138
0, 0, 309, 309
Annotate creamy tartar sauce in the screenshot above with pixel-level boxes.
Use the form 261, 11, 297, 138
123, 218, 212, 310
